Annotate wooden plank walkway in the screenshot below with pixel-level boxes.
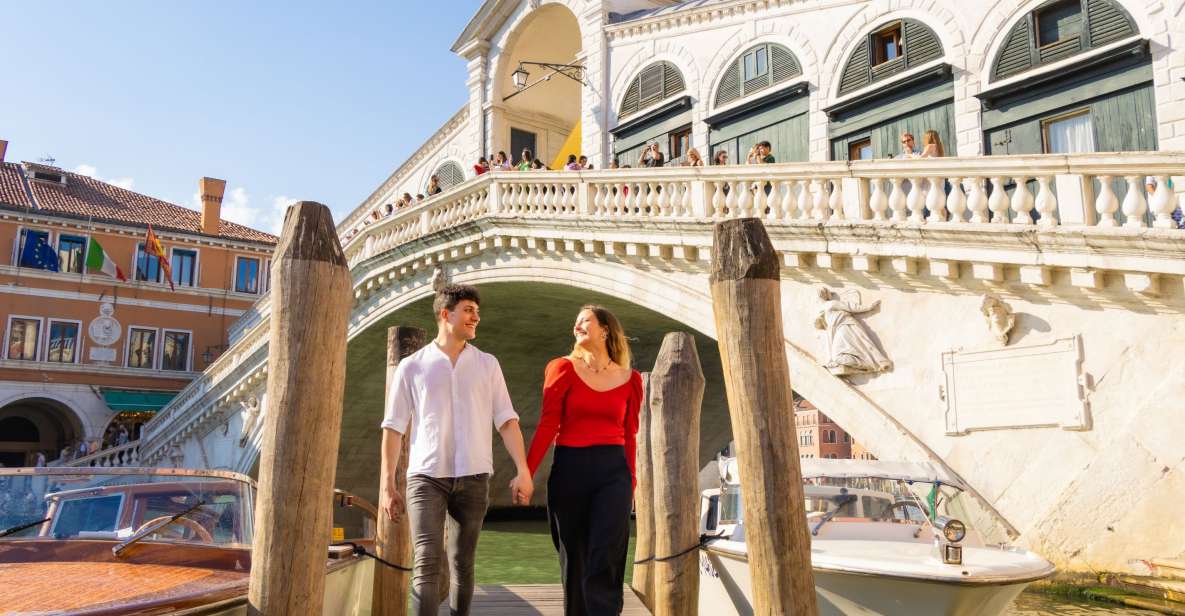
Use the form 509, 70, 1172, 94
437, 585, 651, 615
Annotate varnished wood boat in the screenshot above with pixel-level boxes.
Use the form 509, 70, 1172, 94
0, 467, 376, 615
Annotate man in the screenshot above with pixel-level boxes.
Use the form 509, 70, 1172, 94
896, 132, 920, 159
638, 142, 664, 167
758, 140, 776, 164
381, 283, 533, 616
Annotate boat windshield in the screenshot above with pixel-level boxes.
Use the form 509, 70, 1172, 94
803, 476, 980, 539
0, 468, 254, 548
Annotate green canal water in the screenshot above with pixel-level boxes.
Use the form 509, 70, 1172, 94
474, 521, 1160, 615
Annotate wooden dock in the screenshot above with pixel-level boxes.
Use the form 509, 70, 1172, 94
437, 585, 651, 615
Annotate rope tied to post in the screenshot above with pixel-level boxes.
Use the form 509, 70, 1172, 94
331, 541, 413, 572
633, 531, 724, 565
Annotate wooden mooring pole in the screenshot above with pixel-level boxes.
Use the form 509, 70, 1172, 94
650, 332, 704, 616
248, 202, 352, 615
373, 326, 426, 616
709, 218, 817, 615
631, 372, 655, 611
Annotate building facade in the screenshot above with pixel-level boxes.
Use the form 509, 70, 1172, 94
794, 398, 870, 460
343, 0, 1185, 233
0, 144, 275, 467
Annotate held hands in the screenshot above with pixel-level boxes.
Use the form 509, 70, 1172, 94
382, 487, 406, 522
509, 471, 534, 506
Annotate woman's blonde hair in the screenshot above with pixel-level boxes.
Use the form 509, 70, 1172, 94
570, 304, 632, 370
923, 130, 945, 157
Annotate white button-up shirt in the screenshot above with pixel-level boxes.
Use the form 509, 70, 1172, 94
381, 342, 518, 478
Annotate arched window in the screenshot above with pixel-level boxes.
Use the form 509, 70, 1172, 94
824, 429, 837, 444
714, 43, 802, 108
429, 161, 466, 193
619, 61, 685, 118
837, 19, 944, 96
0, 416, 39, 442
991, 0, 1137, 81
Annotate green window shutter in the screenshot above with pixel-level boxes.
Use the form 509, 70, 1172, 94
638, 64, 665, 108
1087, 0, 1137, 46
1038, 36, 1083, 63
433, 161, 465, 190
994, 17, 1035, 79
715, 63, 742, 107
770, 44, 802, 85
838, 39, 872, 96
662, 62, 685, 97
621, 79, 641, 116
904, 20, 943, 67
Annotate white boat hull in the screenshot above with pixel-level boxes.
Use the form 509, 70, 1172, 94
700, 546, 1037, 616
198, 557, 375, 616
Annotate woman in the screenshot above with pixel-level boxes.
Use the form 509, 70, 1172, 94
493, 151, 512, 171
564, 154, 581, 170
526, 305, 642, 616
474, 156, 490, 175
532, 158, 548, 170
426, 175, 442, 195
713, 150, 729, 166
920, 130, 945, 158
685, 148, 704, 167
517, 149, 534, 171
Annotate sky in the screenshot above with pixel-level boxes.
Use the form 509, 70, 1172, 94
2, 0, 484, 234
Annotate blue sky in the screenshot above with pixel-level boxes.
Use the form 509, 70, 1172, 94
2, 0, 483, 233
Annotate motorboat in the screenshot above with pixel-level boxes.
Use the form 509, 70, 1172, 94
0, 467, 376, 615
698, 457, 1055, 616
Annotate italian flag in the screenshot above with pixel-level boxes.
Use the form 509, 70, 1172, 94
86, 238, 127, 281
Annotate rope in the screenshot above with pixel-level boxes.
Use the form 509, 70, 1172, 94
633, 532, 723, 565
331, 542, 412, 572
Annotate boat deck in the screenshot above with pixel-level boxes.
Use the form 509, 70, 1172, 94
436, 585, 651, 615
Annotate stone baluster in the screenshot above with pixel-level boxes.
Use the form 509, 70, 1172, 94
737, 179, 754, 217
1010, 176, 1035, 225
812, 178, 829, 220
1095, 176, 1119, 227
1034, 176, 1058, 226
779, 181, 794, 220
947, 178, 967, 223
906, 176, 925, 223
644, 182, 657, 216
829, 179, 844, 220
869, 179, 888, 221
1149, 175, 1175, 228
967, 178, 989, 223
680, 182, 692, 218
988, 177, 1009, 223
712, 181, 726, 217
754, 180, 769, 218
633, 182, 645, 215
724, 180, 739, 217
926, 177, 946, 222
592, 183, 604, 217
796, 180, 811, 220
1121, 175, 1148, 228
888, 178, 907, 221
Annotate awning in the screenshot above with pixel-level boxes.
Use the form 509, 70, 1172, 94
100, 389, 179, 413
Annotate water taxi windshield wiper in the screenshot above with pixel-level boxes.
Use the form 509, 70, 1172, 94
0, 517, 51, 538
112, 500, 205, 557
812, 494, 856, 536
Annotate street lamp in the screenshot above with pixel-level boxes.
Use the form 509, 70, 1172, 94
512, 65, 530, 89
504, 61, 585, 101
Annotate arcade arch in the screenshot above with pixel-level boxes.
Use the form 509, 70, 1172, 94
0, 398, 83, 466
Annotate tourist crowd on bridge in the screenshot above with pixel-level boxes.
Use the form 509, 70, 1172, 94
350, 128, 1181, 237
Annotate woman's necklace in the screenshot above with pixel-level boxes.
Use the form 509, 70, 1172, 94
581, 355, 609, 374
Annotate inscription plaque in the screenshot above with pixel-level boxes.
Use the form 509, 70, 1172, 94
89, 347, 117, 362
942, 335, 1088, 435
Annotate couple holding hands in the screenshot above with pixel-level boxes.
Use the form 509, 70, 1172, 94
380, 283, 642, 616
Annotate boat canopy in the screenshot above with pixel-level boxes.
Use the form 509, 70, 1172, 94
719, 457, 970, 491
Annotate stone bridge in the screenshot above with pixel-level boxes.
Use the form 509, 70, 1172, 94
129, 153, 1185, 574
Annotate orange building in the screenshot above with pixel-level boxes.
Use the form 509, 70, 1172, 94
793, 398, 873, 460
0, 142, 275, 467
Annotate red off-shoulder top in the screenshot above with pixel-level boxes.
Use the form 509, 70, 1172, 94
526, 357, 644, 486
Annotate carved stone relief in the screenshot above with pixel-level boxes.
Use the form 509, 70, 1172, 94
814, 287, 892, 376
981, 294, 1016, 346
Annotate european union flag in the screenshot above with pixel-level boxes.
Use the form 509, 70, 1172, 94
19, 234, 60, 272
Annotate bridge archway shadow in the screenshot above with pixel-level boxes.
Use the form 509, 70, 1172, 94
334, 281, 733, 510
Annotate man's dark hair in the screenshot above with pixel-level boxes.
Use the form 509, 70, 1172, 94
433, 284, 481, 317
758, 140, 772, 149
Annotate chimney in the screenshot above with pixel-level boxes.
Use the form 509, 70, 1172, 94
0, 140, 7, 163
199, 177, 226, 236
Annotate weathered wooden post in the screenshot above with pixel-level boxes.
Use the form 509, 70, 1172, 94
248, 202, 352, 615
650, 332, 704, 616
709, 218, 817, 615
373, 326, 426, 616
631, 372, 655, 610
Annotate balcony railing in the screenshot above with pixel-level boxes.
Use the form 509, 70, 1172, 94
64, 440, 140, 468
343, 153, 1184, 266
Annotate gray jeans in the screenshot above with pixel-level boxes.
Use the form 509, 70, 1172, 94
407, 473, 489, 616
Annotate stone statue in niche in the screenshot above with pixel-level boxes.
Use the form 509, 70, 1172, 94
432, 265, 449, 292
981, 294, 1016, 346
238, 396, 261, 447
814, 287, 892, 376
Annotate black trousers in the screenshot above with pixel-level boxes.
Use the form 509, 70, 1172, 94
547, 445, 633, 616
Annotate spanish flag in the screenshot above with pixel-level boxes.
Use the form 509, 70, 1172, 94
145, 225, 174, 290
